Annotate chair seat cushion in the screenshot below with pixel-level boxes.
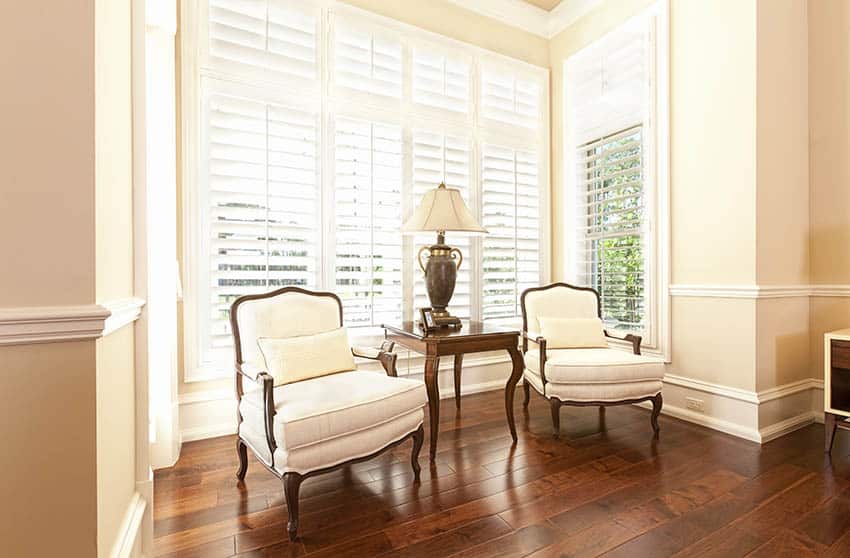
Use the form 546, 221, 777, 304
240, 371, 426, 453
525, 348, 665, 384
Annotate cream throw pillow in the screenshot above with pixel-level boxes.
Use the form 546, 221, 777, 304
538, 317, 608, 349
257, 327, 356, 386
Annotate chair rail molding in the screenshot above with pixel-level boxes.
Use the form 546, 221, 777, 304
669, 284, 850, 299
0, 298, 146, 346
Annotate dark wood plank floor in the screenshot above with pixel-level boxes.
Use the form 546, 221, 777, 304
154, 389, 850, 557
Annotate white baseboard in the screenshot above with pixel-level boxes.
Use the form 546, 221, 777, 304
109, 491, 147, 558
635, 399, 760, 442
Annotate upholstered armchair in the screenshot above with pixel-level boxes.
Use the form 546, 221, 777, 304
230, 287, 426, 541
520, 283, 664, 437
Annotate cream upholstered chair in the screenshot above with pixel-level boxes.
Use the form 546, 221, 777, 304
231, 287, 426, 541
520, 283, 664, 437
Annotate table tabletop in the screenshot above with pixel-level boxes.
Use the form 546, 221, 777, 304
381, 320, 519, 342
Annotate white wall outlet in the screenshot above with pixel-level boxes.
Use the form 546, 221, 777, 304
685, 397, 705, 412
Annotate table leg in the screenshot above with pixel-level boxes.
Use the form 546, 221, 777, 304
424, 355, 441, 460
504, 346, 524, 442
453, 354, 463, 409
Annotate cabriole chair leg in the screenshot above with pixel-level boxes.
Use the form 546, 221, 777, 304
522, 381, 530, 408
550, 398, 561, 438
236, 439, 248, 481
411, 424, 424, 481
283, 472, 303, 541
651, 393, 663, 436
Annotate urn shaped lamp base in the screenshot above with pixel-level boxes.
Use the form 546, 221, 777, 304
418, 231, 464, 329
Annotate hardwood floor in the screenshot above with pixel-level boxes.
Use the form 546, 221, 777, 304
154, 389, 850, 557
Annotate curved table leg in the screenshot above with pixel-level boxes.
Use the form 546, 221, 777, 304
453, 354, 463, 409
505, 346, 524, 442
424, 355, 441, 460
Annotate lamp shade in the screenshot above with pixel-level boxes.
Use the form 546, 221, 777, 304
402, 183, 487, 234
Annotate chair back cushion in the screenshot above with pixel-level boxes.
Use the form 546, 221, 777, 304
234, 289, 342, 368
522, 284, 600, 333
538, 317, 607, 349
257, 327, 356, 386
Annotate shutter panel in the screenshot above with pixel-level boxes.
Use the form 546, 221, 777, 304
480, 69, 541, 130
412, 131, 472, 318
207, 0, 318, 82
334, 117, 404, 326
412, 48, 470, 113
205, 91, 320, 351
334, 21, 402, 99
481, 144, 540, 320
574, 126, 645, 332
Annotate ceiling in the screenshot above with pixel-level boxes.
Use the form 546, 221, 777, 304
521, 0, 564, 11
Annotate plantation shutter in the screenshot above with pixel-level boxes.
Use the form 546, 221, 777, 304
334, 117, 404, 326
575, 126, 645, 332
411, 131, 472, 318
207, 0, 318, 83
481, 144, 540, 320
480, 69, 541, 130
333, 20, 403, 99
204, 91, 320, 352
412, 48, 470, 113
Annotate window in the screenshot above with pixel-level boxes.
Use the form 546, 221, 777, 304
183, 0, 549, 380
564, 2, 668, 353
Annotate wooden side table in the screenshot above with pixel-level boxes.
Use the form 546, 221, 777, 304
824, 329, 850, 453
382, 321, 524, 460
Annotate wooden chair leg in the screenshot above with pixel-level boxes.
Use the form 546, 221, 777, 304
236, 439, 248, 481
411, 424, 424, 482
550, 398, 561, 438
283, 472, 303, 541
651, 393, 663, 436
825, 412, 839, 454
522, 381, 530, 408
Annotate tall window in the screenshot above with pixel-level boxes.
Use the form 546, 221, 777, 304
565, 3, 667, 351
183, 0, 549, 380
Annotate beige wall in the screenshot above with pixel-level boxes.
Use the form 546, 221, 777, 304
0, 1, 96, 308
95, 0, 137, 555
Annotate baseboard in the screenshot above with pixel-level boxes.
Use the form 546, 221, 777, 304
759, 411, 819, 443
109, 491, 147, 558
635, 399, 761, 442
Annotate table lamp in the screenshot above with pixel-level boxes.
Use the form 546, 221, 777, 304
402, 182, 487, 328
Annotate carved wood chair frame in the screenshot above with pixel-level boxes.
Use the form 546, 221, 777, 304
230, 286, 424, 541
519, 282, 663, 437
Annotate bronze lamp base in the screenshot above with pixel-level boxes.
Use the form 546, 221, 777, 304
417, 231, 463, 328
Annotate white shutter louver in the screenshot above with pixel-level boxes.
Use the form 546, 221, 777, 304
481, 144, 540, 320
334, 117, 404, 326
412, 131, 472, 318
205, 91, 319, 352
480, 69, 541, 130
574, 126, 645, 333
334, 22, 402, 99
208, 0, 318, 83
412, 48, 470, 113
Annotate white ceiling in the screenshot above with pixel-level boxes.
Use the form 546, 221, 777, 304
446, 0, 602, 39
522, 0, 564, 11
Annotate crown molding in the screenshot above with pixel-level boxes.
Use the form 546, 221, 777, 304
669, 284, 850, 299
548, 0, 604, 38
444, 0, 550, 38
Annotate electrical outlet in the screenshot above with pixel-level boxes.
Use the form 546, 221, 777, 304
685, 397, 705, 412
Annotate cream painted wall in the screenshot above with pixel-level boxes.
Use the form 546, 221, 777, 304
756, 0, 809, 287
808, 0, 850, 380
95, 0, 137, 555
175, 0, 551, 397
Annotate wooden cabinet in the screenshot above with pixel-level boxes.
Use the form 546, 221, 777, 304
824, 330, 850, 453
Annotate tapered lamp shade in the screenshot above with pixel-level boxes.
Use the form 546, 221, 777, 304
402, 183, 487, 234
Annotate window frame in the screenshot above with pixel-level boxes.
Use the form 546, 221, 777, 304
181, 0, 550, 381
563, 1, 669, 361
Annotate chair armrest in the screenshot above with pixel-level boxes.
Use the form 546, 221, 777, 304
352, 340, 398, 377
605, 331, 643, 355
521, 332, 547, 384
235, 363, 277, 456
